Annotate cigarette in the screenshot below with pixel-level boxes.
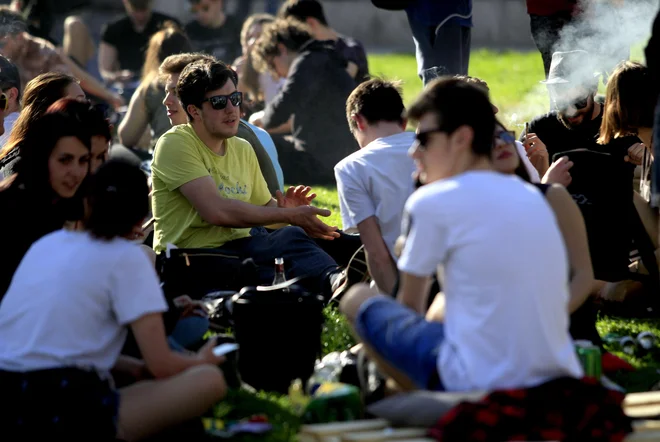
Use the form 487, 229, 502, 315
525, 122, 529, 135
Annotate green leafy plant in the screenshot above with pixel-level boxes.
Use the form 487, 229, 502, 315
321, 305, 356, 356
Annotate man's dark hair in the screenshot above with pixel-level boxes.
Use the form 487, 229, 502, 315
252, 18, 313, 75
0, 6, 27, 39
277, 0, 328, 26
346, 78, 405, 132
176, 59, 238, 120
406, 77, 496, 157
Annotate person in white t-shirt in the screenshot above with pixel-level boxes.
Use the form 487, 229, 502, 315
340, 78, 583, 393
0, 160, 227, 440
334, 78, 416, 294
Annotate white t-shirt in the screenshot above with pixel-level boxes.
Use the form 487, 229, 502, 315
0, 230, 168, 372
0, 111, 18, 147
398, 171, 583, 392
515, 140, 541, 183
334, 132, 416, 257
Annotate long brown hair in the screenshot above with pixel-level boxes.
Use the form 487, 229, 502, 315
0, 72, 79, 160
141, 21, 192, 87
239, 13, 276, 102
598, 61, 654, 145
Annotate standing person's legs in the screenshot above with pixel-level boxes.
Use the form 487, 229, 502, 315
529, 13, 571, 78
409, 17, 471, 85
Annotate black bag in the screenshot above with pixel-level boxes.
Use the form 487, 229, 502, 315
231, 278, 325, 393
371, 0, 413, 10
159, 249, 259, 300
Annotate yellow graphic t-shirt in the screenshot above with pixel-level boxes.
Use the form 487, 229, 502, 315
151, 124, 272, 253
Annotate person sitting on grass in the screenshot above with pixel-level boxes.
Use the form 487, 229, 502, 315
251, 18, 358, 185
340, 78, 583, 392
157, 52, 283, 195
334, 77, 415, 294
151, 58, 349, 300
0, 160, 226, 440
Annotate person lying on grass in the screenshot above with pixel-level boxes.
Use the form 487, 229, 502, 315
340, 78, 583, 392
0, 159, 226, 441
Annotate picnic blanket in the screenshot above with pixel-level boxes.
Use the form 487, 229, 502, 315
429, 377, 632, 441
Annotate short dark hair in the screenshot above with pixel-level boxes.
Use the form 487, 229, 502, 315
278, 0, 328, 26
0, 6, 27, 38
252, 18, 313, 75
598, 61, 654, 144
85, 159, 149, 240
346, 78, 405, 132
406, 77, 496, 157
176, 59, 238, 120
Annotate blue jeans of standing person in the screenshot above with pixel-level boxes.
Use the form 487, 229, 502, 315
653, 97, 660, 209
221, 226, 340, 297
408, 17, 471, 86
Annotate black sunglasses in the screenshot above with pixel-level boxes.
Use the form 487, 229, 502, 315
202, 91, 243, 110
415, 128, 445, 150
554, 95, 590, 112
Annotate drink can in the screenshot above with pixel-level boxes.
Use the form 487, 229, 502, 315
575, 341, 602, 380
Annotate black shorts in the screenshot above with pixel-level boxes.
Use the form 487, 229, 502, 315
0, 367, 119, 440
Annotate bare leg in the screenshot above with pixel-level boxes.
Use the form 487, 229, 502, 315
63, 16, 95, 67
340, 284, 418, 392
117, 364, 226, 441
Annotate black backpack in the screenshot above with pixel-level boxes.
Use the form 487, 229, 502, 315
371, 0, 413, 10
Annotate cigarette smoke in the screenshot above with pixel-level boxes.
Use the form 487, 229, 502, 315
510, 0, 659, 128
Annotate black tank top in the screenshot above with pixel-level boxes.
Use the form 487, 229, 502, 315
533, 183, 551, 195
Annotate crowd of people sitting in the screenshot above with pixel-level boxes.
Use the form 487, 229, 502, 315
0, 0, 658, 439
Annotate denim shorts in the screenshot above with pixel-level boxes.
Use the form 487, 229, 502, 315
354, 295, 445, 390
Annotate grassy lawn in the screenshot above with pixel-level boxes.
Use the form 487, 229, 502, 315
219, 48, 660, 440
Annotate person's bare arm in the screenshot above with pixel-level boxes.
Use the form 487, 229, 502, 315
357, 216, 397, 294
346, 61, 358, 79
99, 41, 132, 83
546, 185, 594, 313
61, 54, 124, 108
397, 271, 433, 314
119, 85, 150, 147
179, 176, 338, 239
130, 313, 223, 379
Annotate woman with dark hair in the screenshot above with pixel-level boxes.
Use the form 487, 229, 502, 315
118, 22, 192, 150
0, 107, 92, 297
46, 98, 112, 173
0, 72, 85, 175
491, 120, 594, 314
0, 159, 227, 440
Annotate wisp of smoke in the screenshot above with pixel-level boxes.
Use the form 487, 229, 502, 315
511, 0, 658, 127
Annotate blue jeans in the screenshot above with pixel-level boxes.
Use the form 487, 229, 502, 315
222, 226, 339, 296
168, 316, 210, 352
408, 17, 471, 85
653, 97, 660, 208
355, 295, 445, 390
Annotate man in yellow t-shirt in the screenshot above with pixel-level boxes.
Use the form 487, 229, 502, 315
151, 59, 344, 299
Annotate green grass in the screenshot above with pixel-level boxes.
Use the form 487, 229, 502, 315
218, 48, 659, 440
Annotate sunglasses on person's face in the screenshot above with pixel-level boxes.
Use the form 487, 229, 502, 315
415, 128, 445, 151
494, 130, 516, 145
202, 91, 243, 110
554, 95, 590, 112
0, 92, 8, 112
